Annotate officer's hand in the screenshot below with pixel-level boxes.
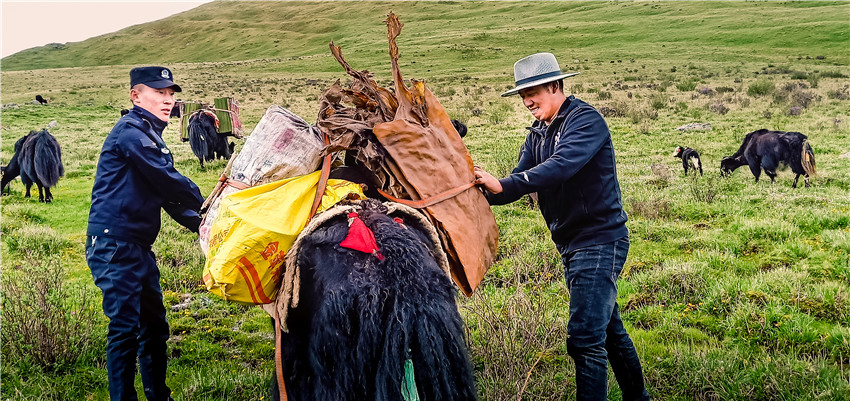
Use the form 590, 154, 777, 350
474, 166, 503, 194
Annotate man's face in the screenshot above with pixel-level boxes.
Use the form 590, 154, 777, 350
518, 83, 562, 124
131, 84, 175, 122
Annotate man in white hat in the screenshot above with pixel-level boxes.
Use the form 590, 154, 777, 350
475, 53, 650, 401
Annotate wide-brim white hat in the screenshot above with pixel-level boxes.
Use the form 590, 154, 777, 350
501, 52, 579, 97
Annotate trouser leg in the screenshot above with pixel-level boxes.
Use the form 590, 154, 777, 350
138, 248, 172, 401
88, 236, 142, 401
560, 238, 649, 401
606, 305, 651, 401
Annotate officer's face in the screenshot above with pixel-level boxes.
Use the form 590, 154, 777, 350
519, 83, 563, 124
131, 85, 175, 122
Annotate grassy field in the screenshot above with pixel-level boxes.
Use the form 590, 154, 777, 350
2, 1, 849, 400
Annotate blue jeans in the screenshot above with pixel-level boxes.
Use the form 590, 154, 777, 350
558, 238, 650, 401
87, 236, 172, 401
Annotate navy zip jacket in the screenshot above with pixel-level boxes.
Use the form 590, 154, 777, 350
87, 106, 204, 246
486, 96, 628, 253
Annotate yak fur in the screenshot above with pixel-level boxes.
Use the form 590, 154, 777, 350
188, 110, 233, 168
720, 129, 816, 188
271, 199, 477, 401
1, 130, 64, 202
673, 146, 703, 176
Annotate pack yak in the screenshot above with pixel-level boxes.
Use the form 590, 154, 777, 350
720, 129, 816, 188
270, 199, 477, 401
187, 110, 234, 168
1, 129, 64, 202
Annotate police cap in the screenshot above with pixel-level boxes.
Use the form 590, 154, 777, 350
130, 66, 182, 92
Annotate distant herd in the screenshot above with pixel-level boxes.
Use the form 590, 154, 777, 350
0, 98, 824, 204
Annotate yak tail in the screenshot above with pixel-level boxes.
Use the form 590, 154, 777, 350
188, 117, 209, 161
801, 139, 816, 176
34, 132, 64, 187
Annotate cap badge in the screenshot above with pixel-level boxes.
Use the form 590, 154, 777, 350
161, 69, 170, 79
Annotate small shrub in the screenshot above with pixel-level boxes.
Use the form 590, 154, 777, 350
676, 80, 698, 92
807, 74, 820, 89
629, 197, 671, 219
598, 106, 622, 118
627, 106, 657, 124
650, 93, 668, 110
788, 106, 803, 116
1, 250, 104, 369
3, 224, 72, 256
709, 103, 729, 115
698, 86, 714, 95
827, 85, 849, 100
819, 70, 848, 79
716, 86, 735, 93
687, 174, 720, 203
597, 91, 612, 100
747, 80, 775, 97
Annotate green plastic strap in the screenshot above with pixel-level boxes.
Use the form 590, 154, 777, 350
401, 359, 420, 401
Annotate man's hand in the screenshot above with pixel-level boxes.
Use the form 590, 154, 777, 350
474, 166, 503, 194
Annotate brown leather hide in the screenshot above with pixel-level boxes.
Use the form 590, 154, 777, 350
316, 13, 497, 295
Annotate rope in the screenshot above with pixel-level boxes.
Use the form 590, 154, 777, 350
377, 181, 476, 209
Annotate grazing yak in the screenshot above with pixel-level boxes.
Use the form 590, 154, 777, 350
673, 146, 703, 176
187, 110, 234, 168
271, 199, 477, 401
35, 95, 48, 105
1, 129, 64, 202
720, 129, 816, 188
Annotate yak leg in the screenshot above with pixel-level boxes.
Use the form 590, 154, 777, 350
747, 159, 762, 183
682, 158, 689, 175
36, 184, 45, 202
760, 155, 779, 183
44, 187, 53, 203
23, 182, 32, 198
804, 174, 810, 188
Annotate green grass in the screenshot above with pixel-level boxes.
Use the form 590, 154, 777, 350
2, 1, 850, 400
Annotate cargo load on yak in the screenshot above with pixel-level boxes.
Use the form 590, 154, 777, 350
200, 12, 496, 309
198, 106, 370, 304
313, 13, 498, 297
179, 97, 244, 142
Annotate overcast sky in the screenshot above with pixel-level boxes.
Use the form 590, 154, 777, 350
1, 1, 212, 58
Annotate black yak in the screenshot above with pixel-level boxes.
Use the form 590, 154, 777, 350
673, 146, 703, 176
0, 130, 64, 202
35, 95, 48, 105
187, 110, 233, 168
271, 199, 477, 401
451, 119, 468, 138
720, 129, 816, 188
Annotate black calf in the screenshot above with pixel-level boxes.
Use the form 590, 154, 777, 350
673, 146, 703, 176
188, 110, 233, 168
35, 95, 48, 105
1, 130, 64, 202
720, 129, 816, 188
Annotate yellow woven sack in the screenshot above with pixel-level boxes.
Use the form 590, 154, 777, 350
203, 171, 365, 304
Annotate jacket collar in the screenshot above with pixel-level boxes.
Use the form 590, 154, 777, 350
130, 105, 168, 134
528, 95, 574, 136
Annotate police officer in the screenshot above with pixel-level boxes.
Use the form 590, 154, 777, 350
87, 66, 204, 401
474, 53, 651, 401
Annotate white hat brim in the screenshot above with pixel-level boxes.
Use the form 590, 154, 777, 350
501, 72, 580, 97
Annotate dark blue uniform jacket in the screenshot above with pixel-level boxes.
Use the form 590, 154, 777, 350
486, 96, 628, 253
87, 106, 204, 246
